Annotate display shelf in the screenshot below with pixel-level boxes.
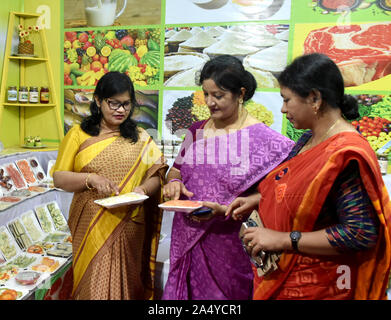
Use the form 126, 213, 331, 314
0, 11, 63, 148
8, 56, 48, 62
12, 12, 41, 18
3, 103, 56, 108
0, 150, 74, 300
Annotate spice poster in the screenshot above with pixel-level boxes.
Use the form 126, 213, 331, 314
162, 90, 284, 141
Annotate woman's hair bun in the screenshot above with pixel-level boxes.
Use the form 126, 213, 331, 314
341, 94, 359, 120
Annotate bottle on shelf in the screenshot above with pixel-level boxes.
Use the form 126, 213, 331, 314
40, 87, 50, 104
29, 87, 39, 103
378, 153, 388, 175
18, 86, 29, 103
7, 86, 18, 102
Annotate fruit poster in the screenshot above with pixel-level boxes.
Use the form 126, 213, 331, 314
62, 0, 391, 156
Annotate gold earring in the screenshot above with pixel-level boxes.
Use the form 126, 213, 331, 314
239, 98, 243, 108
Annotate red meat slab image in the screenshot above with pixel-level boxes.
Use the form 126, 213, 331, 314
303, 23, 391, 87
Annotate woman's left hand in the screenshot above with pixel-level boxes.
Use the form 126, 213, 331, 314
242, 227, 290, 257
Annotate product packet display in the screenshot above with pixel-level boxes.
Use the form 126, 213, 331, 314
0, 226, 21, 261
7, 219, 33, 251
20, 210, 46, 242
34, 204, 55, 234
45, 201, 69, 233
45, 159, 56, 183
43, 232, 68, 243
2, 162, 27, 190
0, 165, 16, 195
0, 286, 29, 300
26, 157, 47, 183
7, 253, 38, 269
30, 256, 67, 273
15, 159, 38, 186
46, 243, 72, 258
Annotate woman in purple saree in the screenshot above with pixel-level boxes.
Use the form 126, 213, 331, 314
162, 55, 294, 300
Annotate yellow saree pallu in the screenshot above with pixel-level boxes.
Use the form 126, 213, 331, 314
53, 125, 167, 300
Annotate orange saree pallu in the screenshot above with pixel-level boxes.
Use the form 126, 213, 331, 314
254, 132, 391, 300
53, 125, 167, 300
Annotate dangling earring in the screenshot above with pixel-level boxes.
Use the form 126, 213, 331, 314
238, 98, 243, 109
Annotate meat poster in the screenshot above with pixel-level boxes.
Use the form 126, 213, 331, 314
291, 22, 391, 90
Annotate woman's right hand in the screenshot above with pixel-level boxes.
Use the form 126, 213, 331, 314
225, 193, 261, 221
88, 173, 119, 196
163, 180, 194, 200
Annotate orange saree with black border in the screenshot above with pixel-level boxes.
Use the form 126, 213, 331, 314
254, 131, 391, 300
53, 125, 167, 300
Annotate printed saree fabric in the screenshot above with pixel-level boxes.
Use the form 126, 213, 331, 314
52, 125, 167, 300
254, 131, 391, 300
162, 121, 294, 300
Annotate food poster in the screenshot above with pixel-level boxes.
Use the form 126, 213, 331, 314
64, 27, 161, 88
162, 90, 284, 141
59, 0, 391, 151
165, 0, 292, 24
63, 0, 161, 28
292, 0, 391, 23
291, 22, 391, 91
64, 89, 158, 134
164, 24, 289, 89
350, 93, 391, 153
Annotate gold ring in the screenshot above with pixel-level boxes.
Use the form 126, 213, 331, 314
248, 241, 253, 248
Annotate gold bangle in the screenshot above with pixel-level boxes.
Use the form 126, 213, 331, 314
85, 173, 94, 190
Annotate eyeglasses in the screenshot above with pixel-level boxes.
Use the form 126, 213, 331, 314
104, 99, 132, 111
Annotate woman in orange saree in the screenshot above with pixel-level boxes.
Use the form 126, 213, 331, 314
227, 53, 391, 300
53, 72, 167, 299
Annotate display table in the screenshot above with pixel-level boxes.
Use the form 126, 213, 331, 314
3, 150, 388, 299
0, 149, 173, 299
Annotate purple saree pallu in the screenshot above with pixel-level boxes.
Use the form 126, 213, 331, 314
162, 122, 294, 300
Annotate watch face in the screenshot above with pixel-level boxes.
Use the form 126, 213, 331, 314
290, 231, 301, 241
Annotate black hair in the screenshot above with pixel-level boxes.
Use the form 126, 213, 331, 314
277, 53, 359, 120
197, 54, 257, 101
81, 71, 139, 143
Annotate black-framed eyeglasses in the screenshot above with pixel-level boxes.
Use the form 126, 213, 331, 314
104, 98, 132, 111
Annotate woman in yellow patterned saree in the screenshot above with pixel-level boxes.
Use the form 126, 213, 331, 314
53, 72, 168, 300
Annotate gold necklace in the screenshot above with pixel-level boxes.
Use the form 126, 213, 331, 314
301, 118, 343, 153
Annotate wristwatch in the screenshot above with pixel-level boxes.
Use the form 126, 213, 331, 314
290, 231, 302, 252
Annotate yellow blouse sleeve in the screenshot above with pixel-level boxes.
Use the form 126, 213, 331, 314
52, 125, 88, 173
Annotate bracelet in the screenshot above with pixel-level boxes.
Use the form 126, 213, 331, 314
168, 179, 182, 184
85, 173, 94, 190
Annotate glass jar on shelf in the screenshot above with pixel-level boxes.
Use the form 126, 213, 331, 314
29, 87, 39, 103
40, 87, 50, 103
18, 86, 29, 103
7, 86, 18, 102
377, 153, 388, 175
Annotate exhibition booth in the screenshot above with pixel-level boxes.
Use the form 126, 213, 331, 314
0, 0, 391, 300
